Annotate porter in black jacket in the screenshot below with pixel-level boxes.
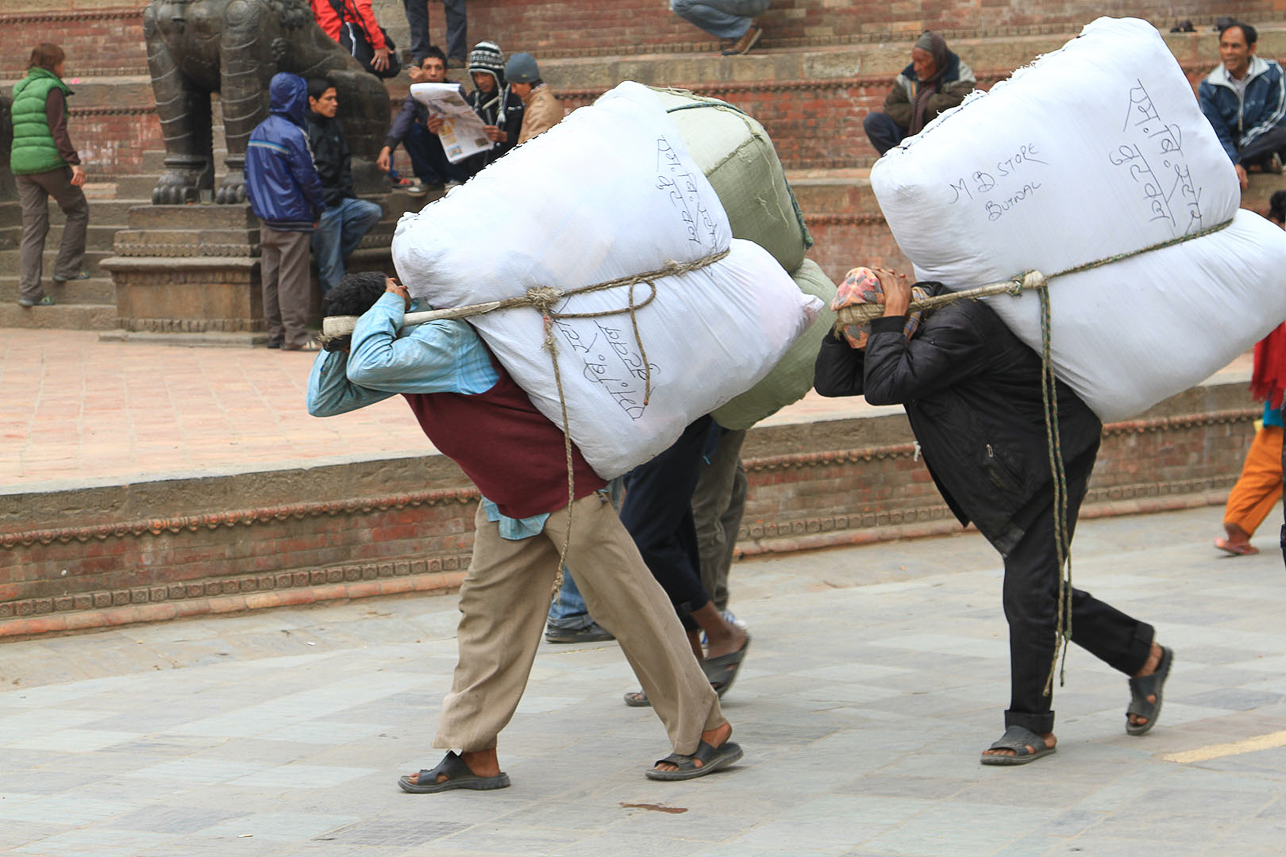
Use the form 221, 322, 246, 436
814, 278, 1171, 765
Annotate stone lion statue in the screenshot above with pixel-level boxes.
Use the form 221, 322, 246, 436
144, 0, 391, 204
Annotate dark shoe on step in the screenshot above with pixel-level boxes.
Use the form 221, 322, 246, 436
52, 271, 90, 283
17, 295, 55, 307
721, 25, 762, 56
545, 622, 615, 644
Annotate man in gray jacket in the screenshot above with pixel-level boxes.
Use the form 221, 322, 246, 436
863, 31, 976, 156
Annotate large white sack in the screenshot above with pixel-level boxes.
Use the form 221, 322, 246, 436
391, 81, 821, 478
873, 16, 1240, 284
982, 209, 1286, 422
712, 258, 837, 431
870, 16, 1262, 420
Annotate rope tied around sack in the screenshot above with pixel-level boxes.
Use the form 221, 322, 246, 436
836, 217, 1234, 694
320, 248, 732, 577
528, 249, 730, 569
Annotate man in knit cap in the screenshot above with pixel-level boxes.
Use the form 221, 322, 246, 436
451, 41, 524, 175
504, 53, 563, 145
863, 31, 976, 156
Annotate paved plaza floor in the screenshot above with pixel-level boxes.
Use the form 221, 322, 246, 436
2, 504, 1285, 856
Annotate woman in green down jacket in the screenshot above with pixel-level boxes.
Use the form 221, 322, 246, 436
10, 43, 88, 308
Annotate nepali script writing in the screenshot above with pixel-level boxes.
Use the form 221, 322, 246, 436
553, 319, 658, 421
656, 136, 718, 247
1110, 79, 1203, 236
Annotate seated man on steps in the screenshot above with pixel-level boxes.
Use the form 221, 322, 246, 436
670, 0, 769, 56
814, 265, 1173, 765
307, 272, 745, 789
1199, 20, 1286, 191
306, 76, 383, 294
377, 47, 470, 196
862, 31, 976, 156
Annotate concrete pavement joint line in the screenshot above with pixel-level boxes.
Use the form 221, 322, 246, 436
1162, 730, 1286, 764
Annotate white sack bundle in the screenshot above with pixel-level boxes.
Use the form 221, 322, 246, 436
392, 81, 821, 478
982, 208, 1286, 421
870, 17, 1282, 420
712, 258, 837, 431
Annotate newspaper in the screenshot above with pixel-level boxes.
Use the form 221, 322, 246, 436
409, 82, 492, 164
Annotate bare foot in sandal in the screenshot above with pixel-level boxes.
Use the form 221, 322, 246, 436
1127, 642, 1172, 734
652, 721, 735, 775
981, 727, 1056, 764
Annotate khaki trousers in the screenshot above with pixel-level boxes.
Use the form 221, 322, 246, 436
435, 492, 724, 755
259, 224, 312, 348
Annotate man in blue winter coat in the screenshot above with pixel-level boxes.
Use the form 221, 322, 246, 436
245, 73, 326, 351
1199, 21, 1286, 191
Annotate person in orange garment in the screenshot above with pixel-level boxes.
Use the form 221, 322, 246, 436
1215, 191, 1286, 557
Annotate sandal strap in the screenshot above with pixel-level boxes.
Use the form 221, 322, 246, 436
420, 750, 473, 783
988, 725, 1045, 755
652, 751, 697, 771
1126, 646, 1173, 716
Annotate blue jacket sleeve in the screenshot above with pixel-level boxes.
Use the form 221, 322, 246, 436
1199, 82, 1241, 162
307, 348, 398, 416
345, 293, 494, 394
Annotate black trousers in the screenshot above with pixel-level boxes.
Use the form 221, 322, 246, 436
1002, 464, 1155, 734
1238, 124, 1286, 169
620, 416, 717, 631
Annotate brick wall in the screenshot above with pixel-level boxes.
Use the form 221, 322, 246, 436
0, 394, 1258, 636
1, 8, 147, 78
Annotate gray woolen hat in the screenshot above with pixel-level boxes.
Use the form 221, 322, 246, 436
504, 52, 540, 84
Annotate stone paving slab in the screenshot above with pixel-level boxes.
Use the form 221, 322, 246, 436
0, 327, 1254, 493
1, 504, 1285, 856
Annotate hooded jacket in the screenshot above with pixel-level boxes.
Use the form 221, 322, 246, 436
882, 51, 976, 133
245, 74, 326, 230
1199, 55, 1286, 163
813, 282, 1102, 556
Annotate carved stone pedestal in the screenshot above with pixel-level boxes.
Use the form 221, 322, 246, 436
100, 199, 399, 346
100, 204, 266, 345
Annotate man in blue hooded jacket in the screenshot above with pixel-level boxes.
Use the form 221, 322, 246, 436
245, 73, 327, 351
1199, 21, 1286, 191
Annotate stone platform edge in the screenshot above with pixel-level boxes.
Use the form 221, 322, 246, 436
0, 381, 1260, 640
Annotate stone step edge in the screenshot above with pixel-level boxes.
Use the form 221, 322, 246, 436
0, 488, 1227, 642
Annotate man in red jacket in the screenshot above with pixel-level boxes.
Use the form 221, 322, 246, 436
311, 0, 392, 74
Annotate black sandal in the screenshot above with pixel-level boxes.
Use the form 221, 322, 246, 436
980, 725, 1056, 766
397, 751, 511, 793
1126, 645, 1173, 736
645, 739, 743, 781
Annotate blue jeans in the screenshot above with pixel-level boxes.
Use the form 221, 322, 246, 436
863, 111, 906, 156
546, 569, 593, 630
311, 198, 382, 293
670, 0, 770, 39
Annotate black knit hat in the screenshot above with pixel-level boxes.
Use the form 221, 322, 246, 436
468, 41, 505, 78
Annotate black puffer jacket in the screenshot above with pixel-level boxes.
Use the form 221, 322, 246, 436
306, 112, 355, 208
813, 282, 1103, 555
